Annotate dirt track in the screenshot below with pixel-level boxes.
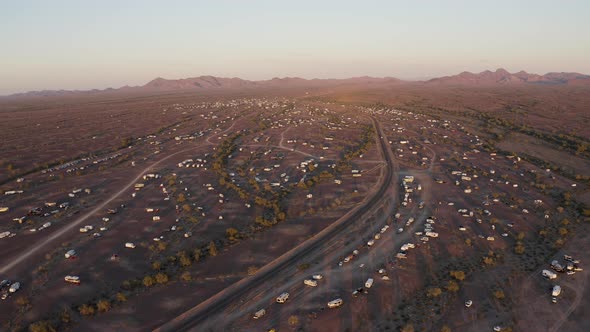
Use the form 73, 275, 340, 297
155, 116, 398, 331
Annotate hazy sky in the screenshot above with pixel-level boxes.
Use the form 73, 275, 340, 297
1, 0, 589, 94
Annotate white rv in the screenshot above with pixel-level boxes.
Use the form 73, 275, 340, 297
276, 292, 289, 303
327, 298, 343, 308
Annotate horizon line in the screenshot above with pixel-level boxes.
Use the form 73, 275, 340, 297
3, 68, 589, 97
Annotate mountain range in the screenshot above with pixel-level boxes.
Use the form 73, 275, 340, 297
426, 68, 590, 85
7, 69, 590, 97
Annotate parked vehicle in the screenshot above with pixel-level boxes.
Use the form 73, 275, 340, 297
64, 275, 81, 284
542, 269, 557, 280
327, 298, 343, 308
0, 280, 9, 289
551, 260, 564, 272
9, 282, 20, 293
304, 279, 318, 287
276, 292, 289, 303
352, 287, 364, 297
79, 225, 93, 233
365, 278, 374, 288
253, 308, 266, 319
64, 249, 76, 259
125, 242, 136, 249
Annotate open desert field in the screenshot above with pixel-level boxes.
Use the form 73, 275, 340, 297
0, 79, 588, 332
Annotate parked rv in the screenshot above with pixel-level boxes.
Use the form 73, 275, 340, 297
65, 250, 76, 259
542, 269, 557, 280
327, 298, 343, 308
64, 275, 81, 284
304, 279, 318, 287
253, 309, 266, 319
9, 282, 20, 293
276, 292, 289, 303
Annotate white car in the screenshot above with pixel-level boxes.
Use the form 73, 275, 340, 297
365, 278, 374, 288
465, 300, 473, 307
312, 274, 323, 280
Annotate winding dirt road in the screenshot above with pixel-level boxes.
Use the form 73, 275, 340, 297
155, 115, 398, 331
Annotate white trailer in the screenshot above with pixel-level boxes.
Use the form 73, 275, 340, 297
253, 308, 266, 319
276, 292, 289, 303
542, 269, 557, 280
327, 298, 343, 308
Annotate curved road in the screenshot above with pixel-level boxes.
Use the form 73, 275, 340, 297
155, 115, 397, 331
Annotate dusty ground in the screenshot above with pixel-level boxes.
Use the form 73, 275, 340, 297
0, 84, 588, 331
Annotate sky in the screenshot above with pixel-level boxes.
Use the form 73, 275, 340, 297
1, 0, 589, 94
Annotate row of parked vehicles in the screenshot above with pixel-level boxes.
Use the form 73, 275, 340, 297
253, 274, 341, 320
